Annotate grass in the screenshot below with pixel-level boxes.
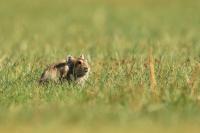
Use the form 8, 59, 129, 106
0, 0, 200, 132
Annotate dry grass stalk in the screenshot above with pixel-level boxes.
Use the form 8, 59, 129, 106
148, 48, 158, 96
188, 63, 200, 96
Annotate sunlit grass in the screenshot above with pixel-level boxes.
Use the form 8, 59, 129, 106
0, 0, 200, 132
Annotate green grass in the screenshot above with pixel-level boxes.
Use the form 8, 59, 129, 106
0, 0, 200, 132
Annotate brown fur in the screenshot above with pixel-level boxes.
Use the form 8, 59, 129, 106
39, 55, 90, 85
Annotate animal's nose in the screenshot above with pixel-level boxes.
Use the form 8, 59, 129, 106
84, 67, 88, 72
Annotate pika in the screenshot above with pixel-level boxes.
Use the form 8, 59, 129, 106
39, 54, 90, 85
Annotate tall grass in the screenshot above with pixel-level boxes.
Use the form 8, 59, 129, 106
0, 0, 200, 132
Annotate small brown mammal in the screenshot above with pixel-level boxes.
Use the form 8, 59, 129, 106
39, 54, 90, 85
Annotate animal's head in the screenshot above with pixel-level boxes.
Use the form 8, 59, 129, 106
67, 54, 90, 78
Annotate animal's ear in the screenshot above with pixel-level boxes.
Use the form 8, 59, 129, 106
80, 54, 85, 59
66, 55, 73, 62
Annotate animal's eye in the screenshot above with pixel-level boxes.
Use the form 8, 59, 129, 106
77, 60, 82, 64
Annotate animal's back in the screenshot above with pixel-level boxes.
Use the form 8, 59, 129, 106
39, 60, 69, 84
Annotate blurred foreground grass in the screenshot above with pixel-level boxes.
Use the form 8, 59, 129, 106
0, 0, 200, 132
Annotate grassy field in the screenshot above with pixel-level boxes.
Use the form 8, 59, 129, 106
0, 0, 200, 132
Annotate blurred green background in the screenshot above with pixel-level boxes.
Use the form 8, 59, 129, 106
0, 0, 200, 132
